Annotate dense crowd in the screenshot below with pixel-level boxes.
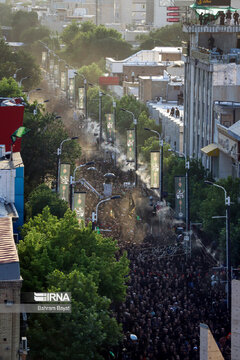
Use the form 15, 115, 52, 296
114, 241, 231, 360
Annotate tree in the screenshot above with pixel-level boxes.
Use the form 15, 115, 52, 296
11, 10, 39, 42
20, 25, 50, 45
137, 23, 189, 50
18, 208, 129, 359
0, 3, 12, 27
25, 184, 68, 220
0, 77, 23, 97
61, 22, 132, 66
21, 108, 81, 195
77, 62, 103, 85
0, 39, 41, 89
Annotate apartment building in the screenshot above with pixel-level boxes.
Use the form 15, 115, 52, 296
183, 10, 240, 178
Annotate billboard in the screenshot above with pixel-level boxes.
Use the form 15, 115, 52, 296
150, 151, 160, 189
195, 0, 230, 5
105, 113, 114, 142
167, 18, 180, 22
59, 163, 70, 203
73, 192, 86, 225
0, 106, 25, 152
126, 130, 135, 162
99, 76, 119, 86
175, 176, 186, 219
78, 87, 84, 110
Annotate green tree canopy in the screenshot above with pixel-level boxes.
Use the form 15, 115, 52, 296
77, 62, 104, 85
0, 77, 23, 97
18, 208, 129, 359
11, 10, 39, 41
0, 3, 12, 26
22, 108, 81, 194
138, 23, 189, 50
61, 21, 132, 66
25, 184, 68, 220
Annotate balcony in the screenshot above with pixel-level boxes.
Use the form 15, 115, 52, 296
191, 47, 240, 65
183, 24, 240, 34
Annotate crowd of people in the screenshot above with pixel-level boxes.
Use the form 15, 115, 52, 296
199, 9, 239, 26
114, 240, 231, 360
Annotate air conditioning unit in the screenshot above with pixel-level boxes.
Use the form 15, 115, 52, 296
0, 145, 6, 159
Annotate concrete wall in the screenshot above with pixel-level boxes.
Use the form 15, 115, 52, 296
218, 151, 233, 179
123, 65, 165, 80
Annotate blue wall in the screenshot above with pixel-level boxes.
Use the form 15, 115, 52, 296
14, 165, 24, 234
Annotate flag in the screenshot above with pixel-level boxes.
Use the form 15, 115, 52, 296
11, 126, 30, 144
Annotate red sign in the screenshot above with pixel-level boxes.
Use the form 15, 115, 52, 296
167, 6, 179, 10
167, 12, 179, 16
0, 106, 24, 152
99, 76, 119, 86
167, 18, 180, 22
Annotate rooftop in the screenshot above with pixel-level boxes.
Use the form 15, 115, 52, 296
0, 152, 23, 171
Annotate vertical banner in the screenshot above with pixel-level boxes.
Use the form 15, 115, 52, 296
59, 163, 70, 203
175, 176, 186, 219
49, 59, 54, 76
150, 151, 160, 189
42, 52, 47, 67
106, 114, 114, 142
73, 192, 86, 225
78, 87, 84, 110
103, 183, 112, 197
126, 130, 135, 162
69, 78, 75, 100
54, 63, 59, 82
60, 71, 67, 91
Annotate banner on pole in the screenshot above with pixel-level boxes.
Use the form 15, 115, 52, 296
59, 163, 70, 203
78, 87, 84, 110
175, 176, 186, 220
42, 52, 47, 67
49, 59, 54, 74
126, 130, 135, 162
103, 183, 112, 197
150, 151, 160, 189
106, 114, 114, 143
54, 64, 59, 82
69, 78, 75, 100
73, 192, 86, 225
60, 71, 67, 91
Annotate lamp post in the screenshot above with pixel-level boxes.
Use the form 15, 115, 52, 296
120, 108, 138, 186
205, 180, 231, 312
27, 88, 41, 102
92, 195, 121, 230
144, 128, 163, 201
33, 99, 49, 116
169, 149, 190, 254
56, 137, 79, 193
99, 91, 103, 146
19, 76, 30, 87
13, 67, 22, 80
70, 161, 94, 210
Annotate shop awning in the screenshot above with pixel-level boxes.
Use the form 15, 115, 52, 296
201, 143, 219, 156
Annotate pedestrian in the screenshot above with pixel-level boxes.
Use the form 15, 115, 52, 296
175, 108, 180, 118
199, 12, 204, 25
226, 9, 232, 25
170, 107, 175, 116
208, 35, 215, 50
219, 11, 225, 25
233, 10, 239, 25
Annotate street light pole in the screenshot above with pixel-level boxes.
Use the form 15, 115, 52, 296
56, 137, 79, 193
70, 161, 94, 210
19, 76, 30, 87
120, 108, 138, 186
144, 128, 163, 201
92, 195, 121, 230
205, 181, 231, 312
99, 91, 103, 146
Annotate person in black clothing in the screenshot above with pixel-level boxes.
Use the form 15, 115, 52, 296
226, 9, 232, 25
170, 107, 175, 116
219, 11, 225, 25
233, 10, 239, 25
199, 12, 204, 25
208, 35, 215, 50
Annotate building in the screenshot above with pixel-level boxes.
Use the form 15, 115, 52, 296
183, 8, 240, 178
0, 216, 22, 360
106, 47, 182, 82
